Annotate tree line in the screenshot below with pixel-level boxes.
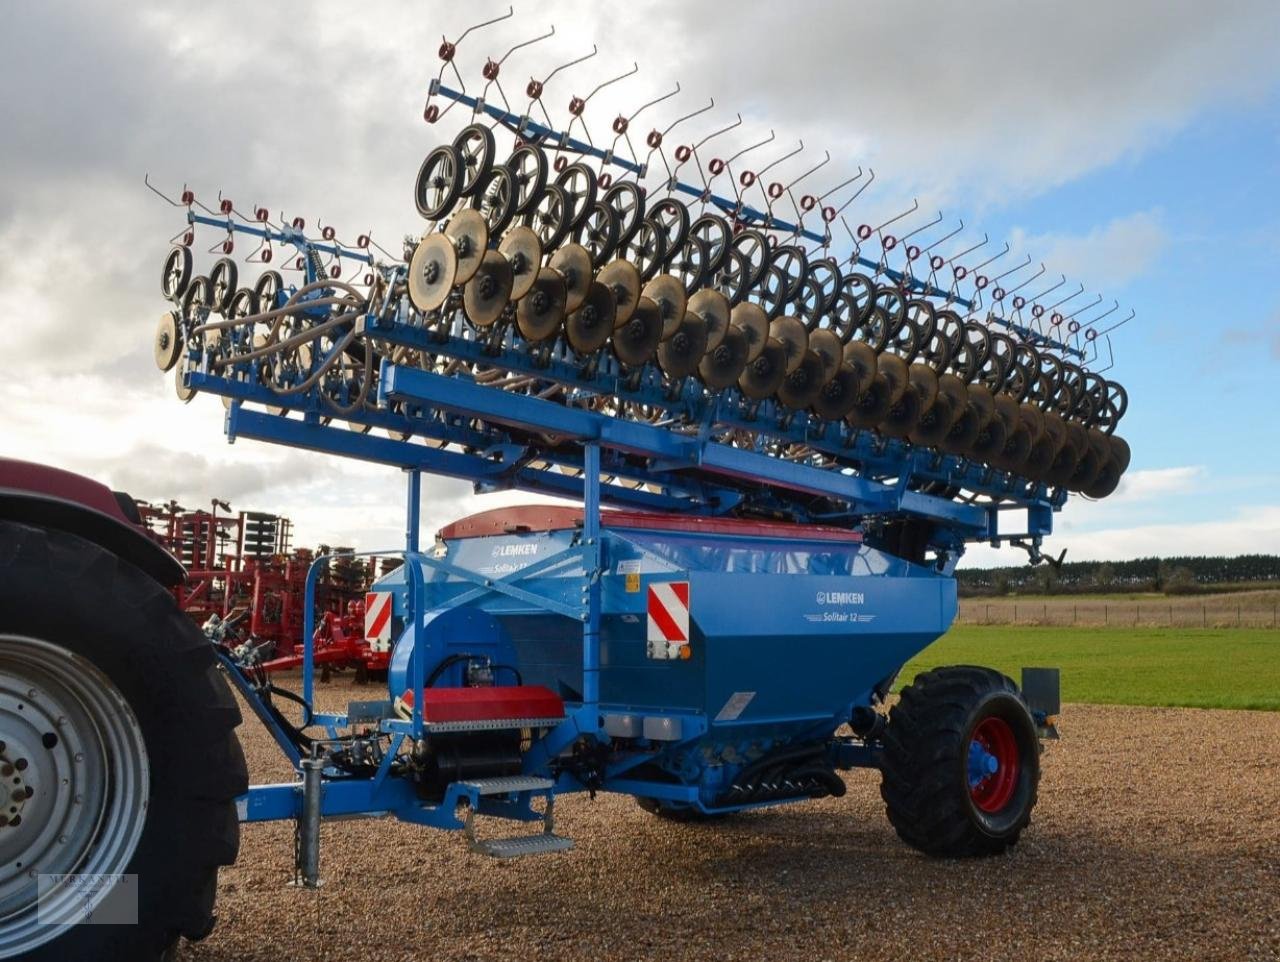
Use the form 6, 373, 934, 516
957, 555, 1280, 597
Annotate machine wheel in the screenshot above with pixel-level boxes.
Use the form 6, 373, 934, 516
0, 521, 247, 962
635, 797, 727, 823
879, 665, 1039, 857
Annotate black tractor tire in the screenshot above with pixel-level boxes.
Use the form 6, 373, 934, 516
880, 665, 1040, 857
0, 521, 247, 962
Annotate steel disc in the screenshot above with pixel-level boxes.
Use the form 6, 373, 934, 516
909, 389, 956, 446
1044, 418, 1084, 486
1109, 433, 1131, 474
769, 315, 808, 374
565, 281, 617, 354
657, 312, 709, 379
776, 350, 827, 410
737, 338, 789, 399
408, 233, 458, 312
598, 258, 642, 327
642, 274, 688, 340
811, 365, 862, 421
1042, 410, 1069, 455
966, 383, 997, 430
941, 403, 981, 454
697, 324, 749, 389
549, 243, 593, 313
687, 288, 731, 352
516, 267, 568, 343
612, 296, 663, 366
881, 382, 922, 437
998, 421, 1033, 473
843, 341, 878, 383
846, 373, 892, 429
937, 374, 968, 418
808, 329, 843, 383
445, 208, 490, 284
174, 354, 196, 403
970, 412, 1008, 461
730, 302, 769, 361
1019, 402, 1046, 447
878, 352, 910, 406
1023, 431, 1057, 480
154, 312, 182, 372
498, 225, 543, 301
908, 363, 940, 410
462, 250, 514, 328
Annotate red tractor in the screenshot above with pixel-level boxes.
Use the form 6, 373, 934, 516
0, 458, 247, 961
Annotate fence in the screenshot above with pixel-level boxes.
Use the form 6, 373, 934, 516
957, 600, 1280, 628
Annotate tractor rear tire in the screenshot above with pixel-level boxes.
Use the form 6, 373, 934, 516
879, 665, 1040, 857
0, 521, 248, 962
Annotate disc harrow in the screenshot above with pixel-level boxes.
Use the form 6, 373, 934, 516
146, 12, 1136, 559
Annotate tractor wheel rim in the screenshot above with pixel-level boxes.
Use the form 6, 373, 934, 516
967, 715, 1019, 813
0, 634, 150, 956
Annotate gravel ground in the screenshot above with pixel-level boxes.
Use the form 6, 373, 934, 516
180, 675, 1280, 962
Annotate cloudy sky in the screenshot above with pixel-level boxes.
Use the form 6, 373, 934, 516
2, 1, 1278, 566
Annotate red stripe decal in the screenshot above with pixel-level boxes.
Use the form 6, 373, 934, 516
367, 598, 392, 639
648, 593, 686, 642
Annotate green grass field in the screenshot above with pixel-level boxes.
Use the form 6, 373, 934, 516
900, 625, 1280, 711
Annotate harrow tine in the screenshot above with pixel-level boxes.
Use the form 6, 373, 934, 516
525, 44, 598, 130
477, 24, 556, 118
645, 97, 714, 181
609, 82, 680, 174
563, 61, 640, 150
1090, 307, 1135, 338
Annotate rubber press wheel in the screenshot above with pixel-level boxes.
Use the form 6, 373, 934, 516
0, 521, 247, 962
879, 665, 1039, 857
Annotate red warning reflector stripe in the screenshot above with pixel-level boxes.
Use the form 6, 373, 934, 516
647, 581, 690, 644
364, 591, 393, 643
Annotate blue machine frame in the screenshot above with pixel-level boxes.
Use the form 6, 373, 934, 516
169, 85, 1073, 852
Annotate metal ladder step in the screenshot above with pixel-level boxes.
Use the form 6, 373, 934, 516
471, 833, 574, 859
458, 775, 555, 795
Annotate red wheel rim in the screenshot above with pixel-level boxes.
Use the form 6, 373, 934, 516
968, 716, 1020, 813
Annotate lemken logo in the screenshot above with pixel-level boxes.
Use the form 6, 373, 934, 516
491, 543, 539, 558
816, 590, 865, 605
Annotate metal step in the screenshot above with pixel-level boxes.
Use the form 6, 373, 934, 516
458, 775, 554, 795
471, 833, 574, 859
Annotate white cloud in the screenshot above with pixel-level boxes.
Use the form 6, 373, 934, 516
1109, 465, 1205, 504
1010, 211, 1169, 292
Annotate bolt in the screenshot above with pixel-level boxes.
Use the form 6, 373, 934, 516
424, 261, 440, 284
158, 331, 170, 349
26, 689, 36, 700
531, 290, 548, 312
0, 765, 11, 777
